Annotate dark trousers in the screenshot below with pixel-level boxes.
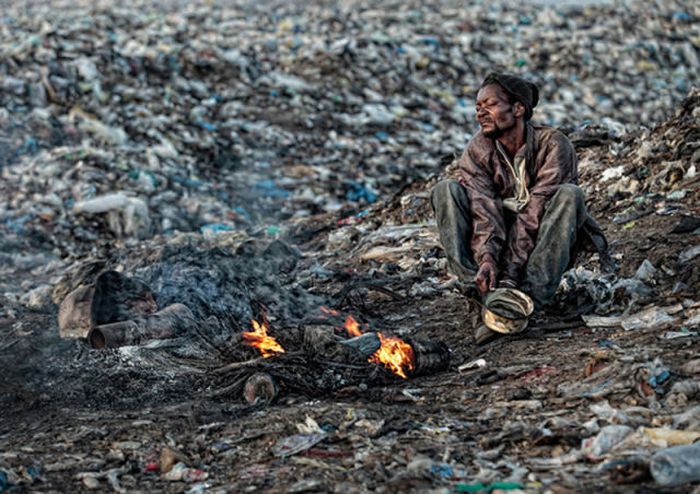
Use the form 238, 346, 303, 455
430, 179, 589, 306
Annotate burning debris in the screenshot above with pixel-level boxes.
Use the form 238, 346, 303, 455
368, 333, 416, 379
340, 313, 417, 379
326, 308, 448, 379
242, 319, 285, 358
45, 240, 453, 418
343, 314, 363, 338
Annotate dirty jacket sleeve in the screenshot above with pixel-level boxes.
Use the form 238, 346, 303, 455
458, 140, 506, 266
503, 132, 578, 281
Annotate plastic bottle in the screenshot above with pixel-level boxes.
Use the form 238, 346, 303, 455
581, 425, 633, 459
650, 442, 700, 486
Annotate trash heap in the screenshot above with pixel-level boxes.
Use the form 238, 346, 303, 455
1, 0, 698, 257
1, 0, 700, 492
576, 87, 700, 299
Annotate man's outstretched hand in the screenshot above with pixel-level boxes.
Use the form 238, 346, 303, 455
475, 258, 497, 295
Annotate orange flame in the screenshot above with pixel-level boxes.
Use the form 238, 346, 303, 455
369, 332, 415, 379
242, 319, 285, 358
335, 311, 416, 379
344, 315, 362, 337
320, 306, 340, 317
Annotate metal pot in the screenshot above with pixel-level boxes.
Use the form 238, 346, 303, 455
481, 288, 534, 334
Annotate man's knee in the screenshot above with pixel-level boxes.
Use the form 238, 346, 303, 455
431, 179, 467, 205
550, 184, 584, 209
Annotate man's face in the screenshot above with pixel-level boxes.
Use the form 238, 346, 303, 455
475, 84, 520, 138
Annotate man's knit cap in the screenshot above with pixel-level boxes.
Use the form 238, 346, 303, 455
481, 72, 539, 121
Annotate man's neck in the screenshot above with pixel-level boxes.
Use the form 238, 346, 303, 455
496, 120, 526, 158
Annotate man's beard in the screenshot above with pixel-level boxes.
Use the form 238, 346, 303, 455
482, 124, 505, 139
481, 120, 511, 139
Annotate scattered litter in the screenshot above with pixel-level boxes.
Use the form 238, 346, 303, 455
272, 433, 327, 458
0, 1, 699, 493
581, 425, 634, 460
679, 245, 700, 265
459, 358, 487, 373
640, 427, 700, 447
660, 329, 697, 339
621, 307, 678, 331
163, 463, 209, 483
583, 315, 623, 329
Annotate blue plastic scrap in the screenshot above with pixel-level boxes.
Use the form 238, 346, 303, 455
4, 214, 32, 234
374, 131, 389, 142
648, 369, 671, 389
171, 175, 204, 188
200, 223, 234, 234
232, 206, 251, 222
254, 179, 290, 198
430, 463, 454, 479
345, 181, 378, 203
196, 121, 217, 131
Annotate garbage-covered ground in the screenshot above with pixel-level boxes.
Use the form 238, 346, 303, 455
1, 0, 700, 492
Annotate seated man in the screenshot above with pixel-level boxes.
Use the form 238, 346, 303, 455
431, 73, 612, 341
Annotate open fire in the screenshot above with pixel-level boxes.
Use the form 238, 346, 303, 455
242, 319, 285, 358
242, 308, 437, 380
369, 333, 415, 379
342, 311, 415, 379
344, 314, 362, 337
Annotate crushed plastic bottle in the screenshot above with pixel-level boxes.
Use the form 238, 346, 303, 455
581, 425, 633, 459
650, 442, 700, 486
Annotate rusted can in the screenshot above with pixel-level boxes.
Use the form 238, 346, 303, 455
88, 303, 194, 349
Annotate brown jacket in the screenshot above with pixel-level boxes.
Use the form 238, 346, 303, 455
456, 123, 591, 281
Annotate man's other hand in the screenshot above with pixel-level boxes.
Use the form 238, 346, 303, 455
475, 259, 497, 295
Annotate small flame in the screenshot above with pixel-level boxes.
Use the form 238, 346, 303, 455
369, 332, 415, 379
242, 319, 285, 358
320, 306, 340, 317
344, 315, 362, 337
334, 310, 415, 379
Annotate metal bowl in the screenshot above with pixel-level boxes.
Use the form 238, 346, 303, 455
481, 288, 534, 334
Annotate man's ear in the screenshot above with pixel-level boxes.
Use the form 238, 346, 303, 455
513, 101, 525, 118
